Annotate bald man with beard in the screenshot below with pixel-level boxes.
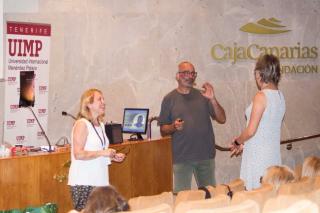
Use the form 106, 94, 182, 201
159, 61, 226, 193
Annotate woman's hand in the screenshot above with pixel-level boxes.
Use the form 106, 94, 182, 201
229, 139, 243, 158
100, 148, 116, 158
112, 153, 126, 162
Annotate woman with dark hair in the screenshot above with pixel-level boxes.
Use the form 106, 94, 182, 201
68, 89, 125, 211
68, 186, 129, 213
230, 54, 286, 190
83, 186, 129, 213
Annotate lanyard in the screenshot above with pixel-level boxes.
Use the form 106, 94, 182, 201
91, 122, 106, 150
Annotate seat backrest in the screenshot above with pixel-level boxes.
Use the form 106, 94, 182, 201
232, 183, 276, 210
119, 203, 172, 213
128, 192, 173, 210
306, 188, 320, 209
263, 199, 318, 213
278, 176, 313, 195
263, 194, 307, 212
174, 194, 230, 213
206, 185, 215, 198
174, 190, 205, 207
215, 178, 245, 198
186, 199, 259, 213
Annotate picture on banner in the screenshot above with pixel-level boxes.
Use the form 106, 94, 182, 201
19, 71, 35, 108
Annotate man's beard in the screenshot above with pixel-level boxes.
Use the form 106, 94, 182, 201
183, 79, 194, 87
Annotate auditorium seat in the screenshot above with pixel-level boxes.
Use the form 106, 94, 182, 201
174, 189, 205, 207
306, 188, 320, 209
263, 199, 318, 213
174, 194, 230, 213
278, 176, 313, 195
206, 185, 215, 197
263, 194, 307, 212
215, 178, 245, 197
185, 199, 259, 213
128, 192, 173, 210
232, 183, 276, 211
119, 203, 172, 213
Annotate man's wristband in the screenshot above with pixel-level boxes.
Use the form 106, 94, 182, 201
234, 140, 241, 146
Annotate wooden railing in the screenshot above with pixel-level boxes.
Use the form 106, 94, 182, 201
215, 133, 320, 152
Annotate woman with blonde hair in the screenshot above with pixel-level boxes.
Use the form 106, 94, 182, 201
261, 165, 295, 191
302, 156, 320, 178
68, 88, 125, 211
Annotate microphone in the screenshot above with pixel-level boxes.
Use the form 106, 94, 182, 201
62, 111, 76, 120
146, 116, 159, 140
26, 106, 53, 152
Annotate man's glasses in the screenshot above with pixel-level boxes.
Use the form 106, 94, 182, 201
178, 70, 197, 77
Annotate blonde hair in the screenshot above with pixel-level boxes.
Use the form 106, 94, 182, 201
262, 165, 295, 191
302, 156, 320, 178
77, 88, 105, 123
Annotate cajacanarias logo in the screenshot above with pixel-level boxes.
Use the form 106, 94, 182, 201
210, 17, 319, 73
240, 17, 290, 34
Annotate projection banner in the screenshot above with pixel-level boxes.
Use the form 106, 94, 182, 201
4, 21, 51, 147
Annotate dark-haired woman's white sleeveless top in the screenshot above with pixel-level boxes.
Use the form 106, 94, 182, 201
240, 89, 286, 190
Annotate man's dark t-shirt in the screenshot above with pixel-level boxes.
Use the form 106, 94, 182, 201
159, 88, 216, 164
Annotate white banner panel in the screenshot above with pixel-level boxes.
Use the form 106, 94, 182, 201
4, 21, 50, 147
0, 0, 3, 79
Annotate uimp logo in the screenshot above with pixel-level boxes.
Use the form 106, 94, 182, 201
240, 17, 291, 34
10, 104, 19, 112
39, 85, 47, 93
16, 135, 26, 142
27, 118, 35, 124
6, 120, 16, 129
38, 108, 47, 115
8, 76, 17, 83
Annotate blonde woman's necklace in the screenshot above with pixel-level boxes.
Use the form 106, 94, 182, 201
90, 122, 106, 150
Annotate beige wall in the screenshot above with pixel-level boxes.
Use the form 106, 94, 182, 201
1, 0, 320, 184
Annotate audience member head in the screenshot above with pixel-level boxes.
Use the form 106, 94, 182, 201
261, 165, 295, 190
77, 88, 105, 123
82, 186, 129, 213
302, 156, 320, 178
254, 54, 281, 89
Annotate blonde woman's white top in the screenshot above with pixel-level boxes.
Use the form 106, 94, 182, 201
68, 118, 111, 186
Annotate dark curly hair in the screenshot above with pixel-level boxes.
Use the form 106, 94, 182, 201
255, 54, 281, 86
